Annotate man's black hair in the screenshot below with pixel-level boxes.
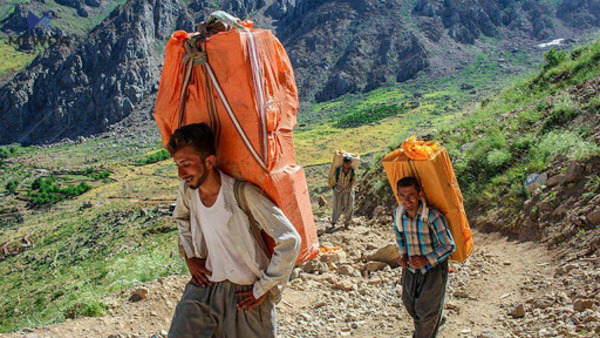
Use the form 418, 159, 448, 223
396, 177, 421, 192
166, 123, 216, 159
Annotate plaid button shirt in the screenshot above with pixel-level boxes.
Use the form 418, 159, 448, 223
393, 202, 455, 274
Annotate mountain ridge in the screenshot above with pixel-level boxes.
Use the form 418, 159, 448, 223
0, 0, 599, 145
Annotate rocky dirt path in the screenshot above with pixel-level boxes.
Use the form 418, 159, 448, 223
2, 218, 598, 338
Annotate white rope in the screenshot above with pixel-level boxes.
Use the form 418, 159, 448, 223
244, 31, 269, 162
204, 63, 268, 171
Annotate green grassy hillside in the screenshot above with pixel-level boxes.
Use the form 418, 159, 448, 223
356, 37, 600, 240
294, 48, 537, 165
440, 40, 600, 211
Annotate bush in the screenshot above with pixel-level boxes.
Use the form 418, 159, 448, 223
543, 48, 566, 70
541, 94, 580, 132
141, 149, 170, 164
32, 176, 56, 190
63, 299, 106, 319
537, 131, 600, 162
29, 178, 92, 206
86, 170, 110, 181
5, 180, 18, 194
455, 132, 511, 189
511, 135, 535, 153
486, 149, 512, 170
335, 104, 405, 128
0, 147, 11, 159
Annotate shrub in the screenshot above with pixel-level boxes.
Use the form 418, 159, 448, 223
541, 94, 580, 132
537, 131, 600, 162
141, 149, 170, 164
63, 299, 106, 319
29, 178, 91, 206
543, 48, 566, 70
32, 176, 56, 190
335, 104, 405, 128
87, 170, 110, 181
511, 135, 535, 153
486, 149, 512, 170
5, 180, 18, 194
0, 147, 11, 159
455, 132, 511, 189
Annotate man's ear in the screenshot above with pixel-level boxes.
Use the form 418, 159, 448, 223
418, 190, 425, 199
205, 155, 217, 169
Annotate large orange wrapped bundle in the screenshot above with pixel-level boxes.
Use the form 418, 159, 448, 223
152, 11, 318, 264
382, 136, 473, 262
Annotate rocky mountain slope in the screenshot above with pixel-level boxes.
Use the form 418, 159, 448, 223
1, 0, 600, 145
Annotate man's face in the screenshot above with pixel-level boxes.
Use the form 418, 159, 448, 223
172, 146, 212, 189
343, 161, 351, 169
396, 184, 422, 213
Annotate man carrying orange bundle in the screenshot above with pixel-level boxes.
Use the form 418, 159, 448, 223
167, 123, 301, 337
330, 155, 356, 229
394, 177, 455, 338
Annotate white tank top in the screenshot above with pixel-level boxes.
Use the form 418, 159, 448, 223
193, 187, 257, 285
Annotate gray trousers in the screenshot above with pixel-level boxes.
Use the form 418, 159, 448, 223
168, 280, 276, 338
401, 260, 448, 338
332, 190, 354, 225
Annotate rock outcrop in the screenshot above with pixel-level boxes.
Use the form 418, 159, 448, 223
0, 0, 190, 145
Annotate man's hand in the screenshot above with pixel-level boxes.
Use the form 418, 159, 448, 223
236, 289, 268, 313
408, 255, 429, 269
186, 257, 212, 287
398, 254, 409, 268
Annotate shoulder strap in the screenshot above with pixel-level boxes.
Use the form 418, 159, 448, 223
233, 181, 269, 256
420, 198, 430, 224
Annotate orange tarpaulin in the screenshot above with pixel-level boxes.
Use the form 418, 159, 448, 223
382, 137, 473, 262
152, 13, 318, 264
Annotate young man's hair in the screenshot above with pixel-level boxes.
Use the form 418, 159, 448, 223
166, 123, 216, 159
396, 177, 421, 192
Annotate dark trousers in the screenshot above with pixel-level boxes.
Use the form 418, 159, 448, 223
168, 281, 276, 338
401, 260, 449, 338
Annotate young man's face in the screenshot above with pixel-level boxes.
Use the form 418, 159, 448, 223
396, 184, 422, 213
172, 146, 213, 189
343, 161, 351, 169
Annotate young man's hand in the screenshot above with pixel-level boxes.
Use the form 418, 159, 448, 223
398, 254, 409, 268
236, 289, 268, 313
408, 255, 429, 269
186, 257, 212, 287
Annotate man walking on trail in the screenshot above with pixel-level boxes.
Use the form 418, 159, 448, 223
393, 177, 455, 338
330, 155, 356, 229
166, 123, 301, 338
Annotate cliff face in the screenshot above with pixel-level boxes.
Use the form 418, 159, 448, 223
0, 0, 599, 145
0, 0, 191, 145
557, 0, 600, 29
413, 0, 556, 43
277, 0, 429, 102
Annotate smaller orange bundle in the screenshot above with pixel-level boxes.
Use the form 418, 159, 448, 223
401, 135, 439, 160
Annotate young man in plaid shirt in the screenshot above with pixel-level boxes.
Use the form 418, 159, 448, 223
393, 177, 455, 338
